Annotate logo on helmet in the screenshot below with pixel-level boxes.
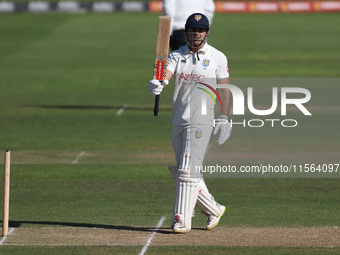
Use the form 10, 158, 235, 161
194, 15, 202, 22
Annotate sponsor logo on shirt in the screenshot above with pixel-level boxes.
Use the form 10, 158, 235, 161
179, 72, 205, 83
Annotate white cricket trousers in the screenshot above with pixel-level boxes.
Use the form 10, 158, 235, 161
171, 125, 213, 172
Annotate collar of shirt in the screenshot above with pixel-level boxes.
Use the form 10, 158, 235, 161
183, 43, 209, 57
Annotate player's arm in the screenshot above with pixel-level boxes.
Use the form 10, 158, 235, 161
217, 77, 230, 116
164, 69, 174, 83
214, 77, 232, 145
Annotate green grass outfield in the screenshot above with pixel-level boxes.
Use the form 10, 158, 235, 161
0, 12, 339, 254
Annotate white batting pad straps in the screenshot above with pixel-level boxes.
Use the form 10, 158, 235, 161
196, 179, 222, 217
173, 181, 199, 231
179, 153, 190, 171
178, 153, 201, 182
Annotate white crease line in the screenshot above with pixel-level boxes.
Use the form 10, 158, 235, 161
139, 216, 166, 255
117, 105, 128, 116
0, 228, 14, 245
72, 151, 85, 164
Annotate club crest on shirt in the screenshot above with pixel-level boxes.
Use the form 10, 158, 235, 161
202, 59, 210, 68
195, 130, 202, 139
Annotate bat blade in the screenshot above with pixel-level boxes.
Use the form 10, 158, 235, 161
153, 16, 171, 116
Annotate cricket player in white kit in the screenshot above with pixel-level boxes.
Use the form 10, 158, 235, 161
148, 13, 232, 233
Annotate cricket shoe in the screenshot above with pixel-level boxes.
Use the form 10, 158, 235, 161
172, 222, 190, 234
206, 204, 226, 230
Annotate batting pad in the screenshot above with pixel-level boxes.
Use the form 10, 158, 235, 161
168, 166, 222, 220
173, 180, 199, 230
196, 179, 223, 217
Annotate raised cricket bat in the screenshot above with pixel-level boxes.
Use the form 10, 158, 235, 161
153, 16, 171, 116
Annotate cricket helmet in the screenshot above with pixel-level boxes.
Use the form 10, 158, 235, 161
184, 13, 210, 50
185, 13, 210, 31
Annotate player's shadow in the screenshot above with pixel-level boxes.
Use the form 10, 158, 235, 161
9, 220, 180, 234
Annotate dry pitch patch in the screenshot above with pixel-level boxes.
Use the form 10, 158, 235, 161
2, 148, 339, 166
0, 151, 174, 165
1, 226, 339, 247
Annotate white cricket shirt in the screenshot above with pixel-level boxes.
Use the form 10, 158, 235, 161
167, 43, 229, 126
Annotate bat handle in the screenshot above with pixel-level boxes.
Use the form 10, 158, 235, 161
153, 80, 163, 116
154, 95, 160, 116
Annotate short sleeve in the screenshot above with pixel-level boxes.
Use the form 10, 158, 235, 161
216, 52, 229, 79
166, 51, 179, 74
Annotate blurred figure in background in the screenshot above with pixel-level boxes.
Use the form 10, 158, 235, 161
163, 0, 215, 51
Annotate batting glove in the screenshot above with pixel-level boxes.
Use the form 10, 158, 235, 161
214, 115, 232, 145
148, 79, 169, 95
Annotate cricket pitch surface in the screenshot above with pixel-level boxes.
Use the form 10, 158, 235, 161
1, 226, 339, 247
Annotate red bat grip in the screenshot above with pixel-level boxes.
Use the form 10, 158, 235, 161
154, 60, 164, 117
154, 58, 166, 116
